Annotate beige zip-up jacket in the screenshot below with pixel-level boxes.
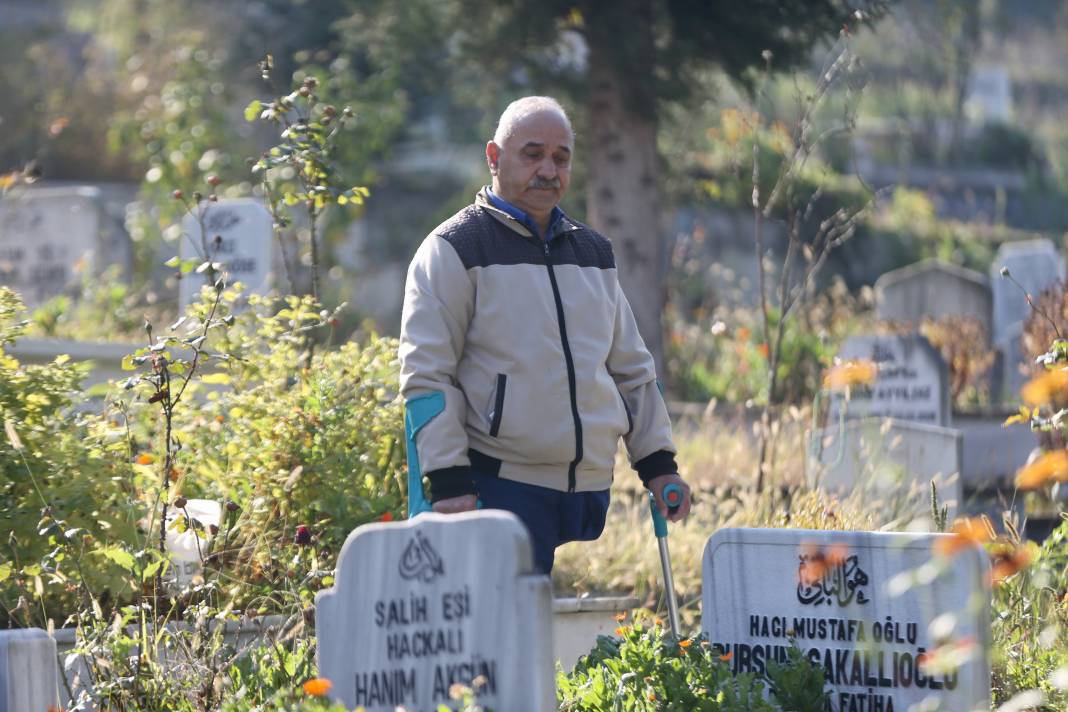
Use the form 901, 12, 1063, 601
399, 189, 677, 500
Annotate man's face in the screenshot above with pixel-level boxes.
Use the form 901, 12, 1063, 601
487, 110, 572, 219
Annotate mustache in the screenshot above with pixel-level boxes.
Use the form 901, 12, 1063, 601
528, 177, 561, 190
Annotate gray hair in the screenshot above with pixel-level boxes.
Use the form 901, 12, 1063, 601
492, 96, 574, 146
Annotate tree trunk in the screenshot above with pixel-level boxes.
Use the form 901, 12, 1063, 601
583, 0, 665, 377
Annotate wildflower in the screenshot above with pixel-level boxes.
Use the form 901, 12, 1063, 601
823, 359, 877, 391
710, 320, 727, 336
294, 524, 312, 546
302, 678, 331, 696
988, 544, 1033, 585
1021, 369, 1068, 405
449, 682, 469, 700
380, 511, 394, 522
719, 651, 733, 662
934, 518, 993, 557
1015, 450, 1068, 489
678, 639, 692, 649
736, 326, 751, 342
647, 692, 657, 701
825, 543, 849, 566
614, 611, 627, 622
615, 626, 627, 636
757, 342, 770, 358
653, 617, 663, 627
136, 453, 155, 465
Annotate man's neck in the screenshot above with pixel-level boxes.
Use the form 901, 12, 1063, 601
486, 186, 554, 238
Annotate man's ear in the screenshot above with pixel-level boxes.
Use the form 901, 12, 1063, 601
486, 141, 500, 174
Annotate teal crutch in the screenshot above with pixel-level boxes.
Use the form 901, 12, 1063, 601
649, 483, 685, 639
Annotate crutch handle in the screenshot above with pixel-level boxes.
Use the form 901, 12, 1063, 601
648, 483, 684, 538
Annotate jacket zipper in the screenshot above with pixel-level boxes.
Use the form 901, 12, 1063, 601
543, 239, 583, 491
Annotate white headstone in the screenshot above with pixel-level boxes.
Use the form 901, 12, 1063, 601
990, 239, 1065, 343
179, 199, 275, 310
0, 187, 102, 307
702, 528, 991, 712
164, 499, 222, 588
875, 259, 991, 335
0, 629, 59, 712
315, 510, 554, 712
965, 65, 1013, 123
808, 418, 962, 518
830, 334, 951, 427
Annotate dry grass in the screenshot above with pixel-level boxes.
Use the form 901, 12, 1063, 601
552, 411, 941, 622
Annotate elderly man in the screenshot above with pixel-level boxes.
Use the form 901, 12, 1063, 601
399, 96, 690, 574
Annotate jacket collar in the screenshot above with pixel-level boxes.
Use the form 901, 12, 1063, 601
476, 187, 580, 242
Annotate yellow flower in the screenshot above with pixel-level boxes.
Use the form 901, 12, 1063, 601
302, 678, 331, 696
1021, 368, 1068, 406
1015, 450, 1068, 489
823, 359, 877, 391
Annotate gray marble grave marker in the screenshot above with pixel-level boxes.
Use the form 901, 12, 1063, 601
0, 187, 102, 307
808, 418, 962, 518
990, 240, 1065, 401
702, 528, 991, 712
830, 334, 950, 427
0, 629, 59, 712
875, 259, 991, 335
179, 199, 274, 311
316, 510, 554, 712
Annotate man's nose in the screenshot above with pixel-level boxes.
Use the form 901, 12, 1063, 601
536, 156, 557, 178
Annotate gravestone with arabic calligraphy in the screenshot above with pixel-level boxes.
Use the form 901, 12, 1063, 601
0, 628, 59, 712
829, 333, 950, 427
315, 510, 554, 712
178, 199, 275, 311
702, 528, 991, 712
0, 187, 103, 307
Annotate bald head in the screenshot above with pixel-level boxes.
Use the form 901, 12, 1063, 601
493, 96, 574, 148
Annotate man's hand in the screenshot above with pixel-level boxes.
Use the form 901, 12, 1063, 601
432, 494, 479, 514
647, 473, 691, 523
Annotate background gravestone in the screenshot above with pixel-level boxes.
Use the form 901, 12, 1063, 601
875, 259, 992, 335
0, 629, 59, 712
830, 333, 951, 427
990, 239, 1065, 401
808, 418, 962, 519
316, 510, 554, 712
0, 187, 104, 307
703, 528, 991, 712
179, 199, 275, 311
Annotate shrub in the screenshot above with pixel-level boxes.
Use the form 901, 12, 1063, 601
557, 615, 828, 711
0, 287, 142, 627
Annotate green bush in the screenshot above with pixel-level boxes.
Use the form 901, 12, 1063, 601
0, 287, 142, 626
557, 616, 829, 711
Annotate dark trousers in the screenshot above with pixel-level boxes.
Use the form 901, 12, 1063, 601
471, 471, 611, 575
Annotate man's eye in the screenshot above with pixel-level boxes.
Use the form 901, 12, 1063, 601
554, 155, 569, 165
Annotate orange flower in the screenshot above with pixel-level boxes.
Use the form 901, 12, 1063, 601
614, 611, 628, 622
719, 651, 733, 662
736, 327, 751, 342
1015, 450, 1068, 489
653, 617, 664, 627
825, 543, 849, 566
988, 544, 1033, 585
1021, 369, 1068, 405
136, 453, 155, 465
302, 678, 332, 696
823, 359, 877, 391
934, 518, 993, 557
647, 692, 657, 701
678, 639, 693, 649
615, 626, 627, 636
757, 343, 770, 358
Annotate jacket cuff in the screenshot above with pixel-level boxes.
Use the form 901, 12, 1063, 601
427, 466, 476, 502
635, 450, 678, 487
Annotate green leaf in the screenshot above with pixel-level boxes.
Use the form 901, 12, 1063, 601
0, 562, 11, 582
96, 546, 136, 572
244, 99, 262, 122
121, 354, 137, 371
164, 256, 181, 268
201, 372, 231, 385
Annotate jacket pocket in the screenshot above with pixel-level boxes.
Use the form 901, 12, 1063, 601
488, 373, 508, 437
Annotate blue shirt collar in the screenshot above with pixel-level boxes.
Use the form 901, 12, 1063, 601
485, 186, 565, 239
